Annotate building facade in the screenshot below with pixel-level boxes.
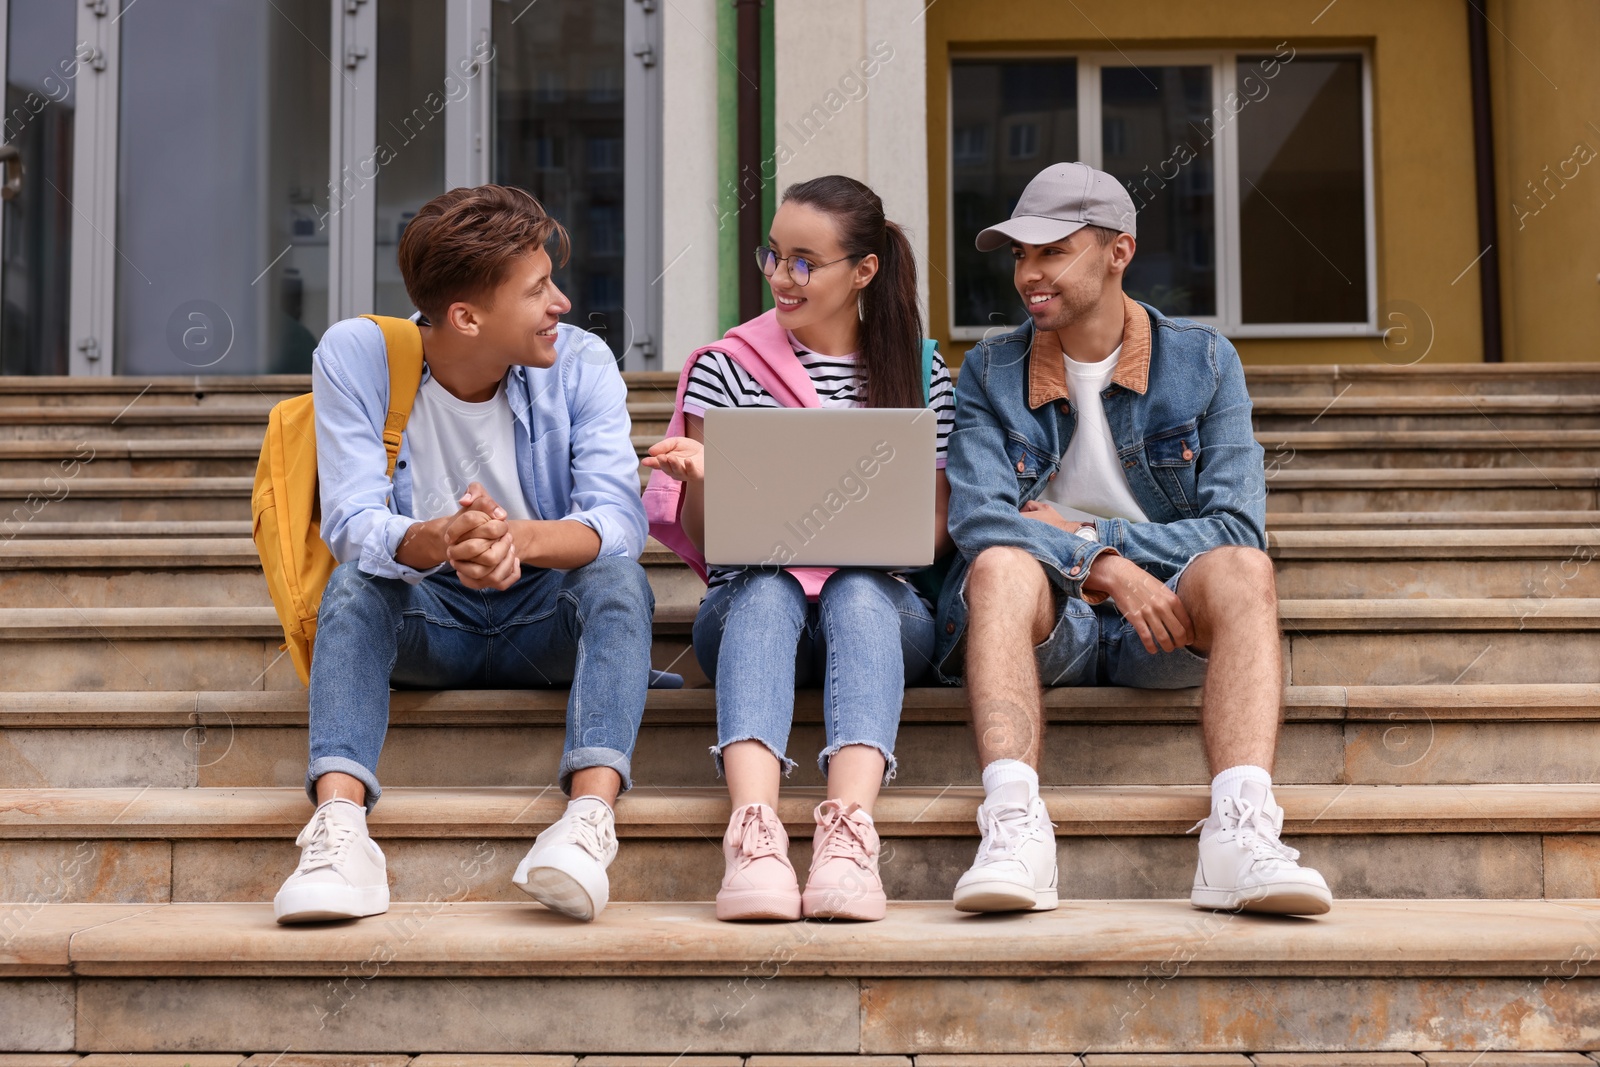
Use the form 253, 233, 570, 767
0, 0, 1593, 376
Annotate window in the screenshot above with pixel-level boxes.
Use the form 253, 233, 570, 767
950, 60, 1078, 332
947, 49, 1374, 339
952, 124, 987, 166
372, 0, 447, 320
1237, 54, 1367, 325
493, 0, 630, 361
1006, 121, 1039, 160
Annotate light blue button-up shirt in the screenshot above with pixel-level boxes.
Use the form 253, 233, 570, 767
311, 316, 646, 582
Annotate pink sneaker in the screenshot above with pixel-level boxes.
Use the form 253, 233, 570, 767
801, 800, 886, 921
716, 802, 802, 921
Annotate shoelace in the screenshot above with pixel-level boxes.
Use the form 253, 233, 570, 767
563, 806, 617, 860
295, 807, 359, 873
814, 804, 873, 870
1189, 798, 1301, 865
974, 800, 1043, 865
732, 806, 785, 868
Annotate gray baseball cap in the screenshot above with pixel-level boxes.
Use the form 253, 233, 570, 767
975, 161, 1138, 251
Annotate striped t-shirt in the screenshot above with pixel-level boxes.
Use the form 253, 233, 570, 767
682, 330, 955, 591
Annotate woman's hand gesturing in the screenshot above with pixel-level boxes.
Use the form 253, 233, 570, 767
642, 436, 706, 483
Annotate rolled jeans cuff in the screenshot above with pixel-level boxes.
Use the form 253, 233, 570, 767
560, 746, 634, 797
306, 756, 382, 815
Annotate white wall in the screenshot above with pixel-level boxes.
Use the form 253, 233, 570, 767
658, 0, 722, 370
773, 0, 930, 320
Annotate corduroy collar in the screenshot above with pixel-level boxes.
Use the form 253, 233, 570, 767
1026, 293, 1152, 409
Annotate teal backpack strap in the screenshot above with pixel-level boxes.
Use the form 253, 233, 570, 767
920, 338, 938, 406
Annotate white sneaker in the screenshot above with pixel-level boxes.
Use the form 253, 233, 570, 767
512, 797, 618, 921
274, 798, 390, 924
953, 782, 1059, 913
1190, 785, 1332, 916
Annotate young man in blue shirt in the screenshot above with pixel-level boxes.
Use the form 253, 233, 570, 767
273, 185, 653, 925
940, 163, 1332, 917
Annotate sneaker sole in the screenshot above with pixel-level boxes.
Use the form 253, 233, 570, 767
801, 888, 886, 921
953, 882, 1058, 914
717, 889, 802, 921
274, 884, 389, 925
1191, 883, 1333, 916
517, 866, 599, 922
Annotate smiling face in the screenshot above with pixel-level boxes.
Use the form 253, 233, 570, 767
1012, 227, 1132, 333
449, 245, 571, 369
764, 200, 877, 332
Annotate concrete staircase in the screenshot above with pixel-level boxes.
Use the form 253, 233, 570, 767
1, 364, 1599, 1059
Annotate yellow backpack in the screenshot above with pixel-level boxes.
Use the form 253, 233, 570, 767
252, 314, 424, 686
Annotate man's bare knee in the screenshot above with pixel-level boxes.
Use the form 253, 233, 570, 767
1180, 547, 1278, 647
968, 546, 1054, 642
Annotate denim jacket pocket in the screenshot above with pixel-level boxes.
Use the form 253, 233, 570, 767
1004, 435, 1055, 501
1143, 421, 1200, 516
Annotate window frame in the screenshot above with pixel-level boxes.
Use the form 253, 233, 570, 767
945, 47, 1377, 342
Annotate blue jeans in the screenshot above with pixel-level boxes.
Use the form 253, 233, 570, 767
692, 568, 936, 783
306, 556, 655, 811
1034, 555, 1210, 688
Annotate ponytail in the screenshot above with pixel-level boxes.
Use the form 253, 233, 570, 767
782, 176, 923, 409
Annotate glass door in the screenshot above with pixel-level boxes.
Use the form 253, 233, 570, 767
0, 3, 80, 375
0, 0, 661, 375
113, 0, 331, 374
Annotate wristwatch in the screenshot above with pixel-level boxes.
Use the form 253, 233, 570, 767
1073, 525, 1099, 543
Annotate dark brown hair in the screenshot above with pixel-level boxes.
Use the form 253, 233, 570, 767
398, 184, 570, 322
781, 175, 922, 409
1084, 224, 1120, 247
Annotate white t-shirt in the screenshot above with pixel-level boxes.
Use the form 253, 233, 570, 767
1040, 344, 1150, 525
403, 374, 534, 522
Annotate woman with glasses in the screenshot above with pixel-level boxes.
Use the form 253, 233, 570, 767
642, 175, 955, 922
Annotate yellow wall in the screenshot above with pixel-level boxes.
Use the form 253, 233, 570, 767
926, 0, 1596, 365
1489, 0, 1600, 363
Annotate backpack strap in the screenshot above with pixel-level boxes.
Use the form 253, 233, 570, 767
360, 314, 425, 479
920, 338, 938, 406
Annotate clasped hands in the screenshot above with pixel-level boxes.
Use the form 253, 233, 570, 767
443, 482, 522, 591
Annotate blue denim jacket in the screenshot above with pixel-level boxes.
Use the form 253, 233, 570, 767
935, 295, 1266, 678
311, 316, 647, 583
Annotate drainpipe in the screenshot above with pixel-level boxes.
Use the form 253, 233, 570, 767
1466, 0, 1504, 362
735, 0, 764, 322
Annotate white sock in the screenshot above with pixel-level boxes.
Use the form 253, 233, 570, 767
568, 794, 613, 816
1206, 764, 1273, 832
981, 759, 1039, 799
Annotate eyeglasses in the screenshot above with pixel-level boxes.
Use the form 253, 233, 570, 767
753, 246, 858, 287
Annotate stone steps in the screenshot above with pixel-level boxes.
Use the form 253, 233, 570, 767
2, 365, 1596, 1058
7, 899, 1599, 1053
1, 599, 1598, 690
2, 784, 1595, 905
3, 684, 1597, 792
8, 362, 1600, 408
11, 429, 1600, 477
7, 529, 1599, 608
4, 467, 1593, 523
4, 511, 1596, 541
4, 392, 1599, 441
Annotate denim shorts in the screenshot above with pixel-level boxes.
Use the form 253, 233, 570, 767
1035, 557, 1210, 689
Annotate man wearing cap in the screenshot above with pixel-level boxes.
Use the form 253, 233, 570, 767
937, 162, 1332, 917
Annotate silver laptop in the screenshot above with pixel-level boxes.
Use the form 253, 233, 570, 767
702, 408, 936, 568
